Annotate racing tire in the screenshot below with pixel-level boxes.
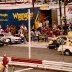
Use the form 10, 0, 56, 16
48, 45, 55, 49
7, 38, 11, 44
0, 42, 4, 47
64, 49, 71, 56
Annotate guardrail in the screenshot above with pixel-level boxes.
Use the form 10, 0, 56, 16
42, 60, 72, 72
0, 57, 72, 71
10, 57, 72, 71
8, 60, 72, 71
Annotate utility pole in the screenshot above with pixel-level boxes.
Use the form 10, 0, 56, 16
61, 0, 68, 34
64, 0, 68, 34
59, 0, 62, 25
32, 0, 35, 29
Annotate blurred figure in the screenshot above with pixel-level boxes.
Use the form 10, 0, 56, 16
5, 25, 10, 33
31, 30, 35, 42
0, 24, 4, 34
48, 31, 54, 37
18, 24, 27, 43
35, 29, 40, 42
2, 54, 9, 72
38, 21, 42, 33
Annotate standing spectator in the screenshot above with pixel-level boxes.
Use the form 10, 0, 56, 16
44, 32, 48, 42
18, 26, 26, 44
10, 24, 14, 35
48, 31, 54, 37
42, 26, 47, 34
0, 24, 4, 34
53, 21, 57, 29
43, 19, 46, 27
68, 22, 72, 31
20, 24, 24, 29
13, 25, 16, 34
23, 25, 27, 42
5, 25, 10, 33
45, 19, 49, 29
53, 24, 57, 30
38, 21, 42, 33
35, 29, 40, 42
31, 30, 35, 42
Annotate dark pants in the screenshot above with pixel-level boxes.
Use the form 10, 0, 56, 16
20, 36, 26, 43
36, 36, 40, 42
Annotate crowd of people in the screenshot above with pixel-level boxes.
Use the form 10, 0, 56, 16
0, 19, 72, 43
31, 19, 72, 42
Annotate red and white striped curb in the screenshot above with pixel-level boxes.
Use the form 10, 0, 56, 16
0, 57, 72, 71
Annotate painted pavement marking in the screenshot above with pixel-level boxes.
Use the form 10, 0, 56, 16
14, 68, 33, 72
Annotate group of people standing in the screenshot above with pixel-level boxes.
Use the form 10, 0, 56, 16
31, 18, 72, 42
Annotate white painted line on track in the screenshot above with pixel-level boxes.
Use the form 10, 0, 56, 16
10, 43, 47, 48
14, 68, 33, 72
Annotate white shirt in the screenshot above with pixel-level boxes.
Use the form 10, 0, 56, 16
39, 22, 42, 27
35, 31, 40, 36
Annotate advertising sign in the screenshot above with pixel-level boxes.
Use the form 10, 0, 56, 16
0, 7, 39, 29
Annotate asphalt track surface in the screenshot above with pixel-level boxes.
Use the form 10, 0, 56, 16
0, 45, 72, 63
0, 44, 72, 72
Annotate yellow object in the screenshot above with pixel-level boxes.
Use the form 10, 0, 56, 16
66, 41, 71, 45
0, 64, 4, 70
49, 41, 53, 44
32, 11, 39, 29
40, 6, 49, 10
68, 31, 72, 36
34, 20, 39, 29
